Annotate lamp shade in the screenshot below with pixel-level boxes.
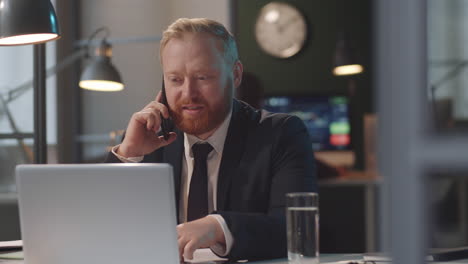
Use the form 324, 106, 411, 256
0, 0, 60, 45
79, 56, 124, 92
333, 33, 364, 76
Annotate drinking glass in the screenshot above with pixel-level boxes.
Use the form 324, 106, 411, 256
286, 192, 319, 264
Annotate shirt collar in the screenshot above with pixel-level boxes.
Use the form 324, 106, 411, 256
184, 109, 233, 158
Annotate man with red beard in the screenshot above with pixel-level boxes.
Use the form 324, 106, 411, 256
106, 18, 316, 261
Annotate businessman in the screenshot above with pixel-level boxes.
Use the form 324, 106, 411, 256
106, 18, 317, 261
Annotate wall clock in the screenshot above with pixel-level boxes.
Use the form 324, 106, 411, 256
254, 2, 308, 58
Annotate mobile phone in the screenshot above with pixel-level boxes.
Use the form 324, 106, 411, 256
160, 78, 173, 140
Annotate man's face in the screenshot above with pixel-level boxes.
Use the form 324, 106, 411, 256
161, 33, 242, 139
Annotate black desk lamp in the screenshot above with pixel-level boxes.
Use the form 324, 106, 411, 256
0, 0, 61, 164
332, 0, 364, 77
0, 0, 60, 46
79, 27, 124, 92
333, 32, 364, 76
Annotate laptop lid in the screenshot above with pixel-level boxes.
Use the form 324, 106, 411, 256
16, 163, 179, 264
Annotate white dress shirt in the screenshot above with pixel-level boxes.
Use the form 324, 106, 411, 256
111, 111, 234, 256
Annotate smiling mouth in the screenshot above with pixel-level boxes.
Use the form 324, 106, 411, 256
183, 106, 203, 110
181, 105, 205, 114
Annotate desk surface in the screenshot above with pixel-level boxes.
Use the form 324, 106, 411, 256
0, 253, 363, 264
248, 254, 468, 264
4, 253, 468, 264
249, 254, 362, 263
319, 170, 380, 186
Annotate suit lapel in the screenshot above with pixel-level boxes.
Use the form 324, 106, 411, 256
163, 129, 184, 218
217, 100, 248, 210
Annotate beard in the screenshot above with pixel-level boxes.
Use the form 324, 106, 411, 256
169, 84, 232, 137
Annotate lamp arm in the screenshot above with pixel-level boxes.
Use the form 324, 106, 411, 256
431, 61, 468, 93
0, 48, 87, 162
0, 95, 33, 162
3, 48, 87, 104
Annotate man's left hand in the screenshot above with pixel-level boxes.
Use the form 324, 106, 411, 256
177, 216, 225, 261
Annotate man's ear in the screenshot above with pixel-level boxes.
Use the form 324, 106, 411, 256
233, 60, 243, 88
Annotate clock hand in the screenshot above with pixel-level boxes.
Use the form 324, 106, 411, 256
277, 17, 299, 34
284, 16, 299, 27
277, 24, 284, 33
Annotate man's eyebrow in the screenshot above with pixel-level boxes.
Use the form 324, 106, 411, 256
164, 71, 180, 75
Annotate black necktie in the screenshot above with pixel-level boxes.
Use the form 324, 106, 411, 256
187, 143, 213, 222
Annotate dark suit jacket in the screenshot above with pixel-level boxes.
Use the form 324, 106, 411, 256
105, 99, 317, 261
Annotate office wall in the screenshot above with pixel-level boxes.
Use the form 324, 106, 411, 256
234, 0, 372, 169
79, 0, 229, 161
168, 1, 230, 30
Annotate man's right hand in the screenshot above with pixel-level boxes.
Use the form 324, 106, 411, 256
117, 92, 177, 158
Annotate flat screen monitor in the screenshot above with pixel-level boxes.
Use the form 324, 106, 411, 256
263, 95, 351, 151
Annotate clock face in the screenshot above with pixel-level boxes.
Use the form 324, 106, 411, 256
255, 2, 307, 58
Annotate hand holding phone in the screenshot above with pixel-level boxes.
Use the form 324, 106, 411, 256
116, 78, 176, 158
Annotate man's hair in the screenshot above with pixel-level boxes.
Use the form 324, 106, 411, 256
160, 18, 239, 65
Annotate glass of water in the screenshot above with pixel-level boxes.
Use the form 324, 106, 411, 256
286, 192, 319, 264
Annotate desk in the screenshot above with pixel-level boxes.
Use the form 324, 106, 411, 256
0, 253, 363, 264
248, 254, 468, 264
247, 254, 362, 264
4, 253, 468, 264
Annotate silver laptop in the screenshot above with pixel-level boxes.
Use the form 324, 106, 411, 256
15, 163, 179, 264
